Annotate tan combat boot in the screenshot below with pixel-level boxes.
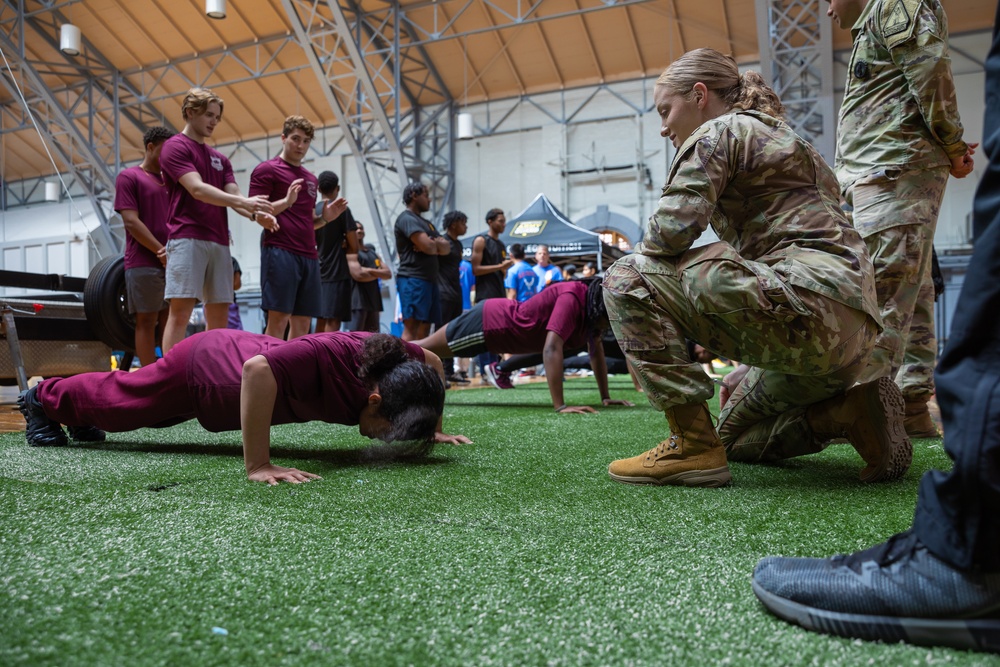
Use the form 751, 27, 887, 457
904, 399, 941, 439
806, 377, 911, 482
608, 402, 732, 487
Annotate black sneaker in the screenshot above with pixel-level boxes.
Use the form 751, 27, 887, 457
446, 373, 471, 386
68, 425, 106, 442
17, 386, 68, 447
752, 530, 1000, 653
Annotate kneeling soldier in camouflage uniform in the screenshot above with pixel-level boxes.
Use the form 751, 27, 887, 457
603, 49, 911, 488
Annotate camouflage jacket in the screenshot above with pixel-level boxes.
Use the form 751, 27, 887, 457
836, 0, 967, 193
638, 110, 881, 322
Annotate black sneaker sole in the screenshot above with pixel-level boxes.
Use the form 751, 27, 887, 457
752, 578, 1000, 653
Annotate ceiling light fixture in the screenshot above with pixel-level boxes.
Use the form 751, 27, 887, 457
206, 0, 227, 19
59, 24, 81, 56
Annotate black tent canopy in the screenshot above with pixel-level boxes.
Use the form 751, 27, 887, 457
461, 194, 624, 271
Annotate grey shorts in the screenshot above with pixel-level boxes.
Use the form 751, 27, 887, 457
164, 238, 234, 304
125, 266, 167, 314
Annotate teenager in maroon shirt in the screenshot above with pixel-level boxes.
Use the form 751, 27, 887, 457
19, 333, 469, 485
414, 280, 634, 414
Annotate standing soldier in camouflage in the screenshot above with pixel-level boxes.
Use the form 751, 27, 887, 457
826, 0, 976, 438
603, 48, 910, 488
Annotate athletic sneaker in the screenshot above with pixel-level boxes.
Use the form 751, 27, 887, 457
446, 373, 471, 386
17, 386, 68, 447
752, 530, 1000, 653
484, 362, 514, 390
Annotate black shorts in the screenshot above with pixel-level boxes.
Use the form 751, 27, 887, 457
320, 279, 353, 321
260, 246, 322, 317
444, 303, 489, 357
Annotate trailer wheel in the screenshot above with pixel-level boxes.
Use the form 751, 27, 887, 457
84, 255, 135, 352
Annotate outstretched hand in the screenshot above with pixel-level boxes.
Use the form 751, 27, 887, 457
323, 196, 349, 222
247, 464, 321, 486
558, 405, 598, 414
602, 398, 635, 407
435, 432, 472, 445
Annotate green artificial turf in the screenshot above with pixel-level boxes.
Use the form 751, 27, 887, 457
0, 378, 993, 666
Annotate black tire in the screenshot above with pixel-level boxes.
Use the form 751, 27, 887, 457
84, 255, 135, 352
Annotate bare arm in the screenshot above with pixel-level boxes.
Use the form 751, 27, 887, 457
409, 231, 450, 255
240, 355, 321, 485
589, 335, 634, 408
470, 236, 514, 275
268, 178, 304, 216
120, 209, 166, 266
421, 349, 472, 444
350, 260, 393, 282
543, 330, 596, 414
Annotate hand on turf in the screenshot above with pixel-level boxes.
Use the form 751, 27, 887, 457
719, 363, 750, 408
247, 464, 321, 486
435, 432, 472, 445
558, 405, 597, 414
602, 398, 635, 407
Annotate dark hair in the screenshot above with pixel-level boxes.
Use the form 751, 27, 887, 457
143, 126, 174, 147
357, 334, 445, 456
318, 171, 339, 196
510, 243, 525, 260
583, 277, 608, 335
563, 263, 577, 277
485, 208, 504, 223
443, 210, 467, 230
403, 182, 427, 205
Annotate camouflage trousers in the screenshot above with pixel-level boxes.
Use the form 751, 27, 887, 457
603, 244, 878, 461
847, 166, 948, 393
895, 272, 937, 402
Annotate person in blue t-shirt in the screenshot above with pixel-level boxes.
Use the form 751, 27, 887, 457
459, 258, 474, 311
532, 244, 563, 292
504, 244, 540, 302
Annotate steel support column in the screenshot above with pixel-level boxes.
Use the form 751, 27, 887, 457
755, 0, 835, 164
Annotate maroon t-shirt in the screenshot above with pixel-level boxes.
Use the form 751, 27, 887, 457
481, 281, 588, 353
113, 165, 171, 270
187, 330, 425, 432
159, 133, 236, 245
248, 157, 320, 259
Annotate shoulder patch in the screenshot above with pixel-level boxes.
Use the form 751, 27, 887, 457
881, 0, 920, 47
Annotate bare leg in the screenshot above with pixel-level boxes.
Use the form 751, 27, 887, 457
316, 318, 341, 333
265, 310, 292, 339
134, 311, 161, 366
162, 297, 196, 355
204, 302, 229, 331
412, 324, 453, 358
289, 315, 312, 339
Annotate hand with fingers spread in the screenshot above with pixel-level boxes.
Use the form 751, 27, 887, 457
322, 196, 349, 222
556, 405, 598, 414
248, 463, 321, 486
435, 432, 472, 445
602, 398, 635, 407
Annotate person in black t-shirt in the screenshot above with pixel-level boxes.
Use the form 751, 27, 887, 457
315, 171, 359, 333
438, 210, 470, 384
348, 222, 392, 332
394, 182, 450, 341
471, 207, 513, 302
